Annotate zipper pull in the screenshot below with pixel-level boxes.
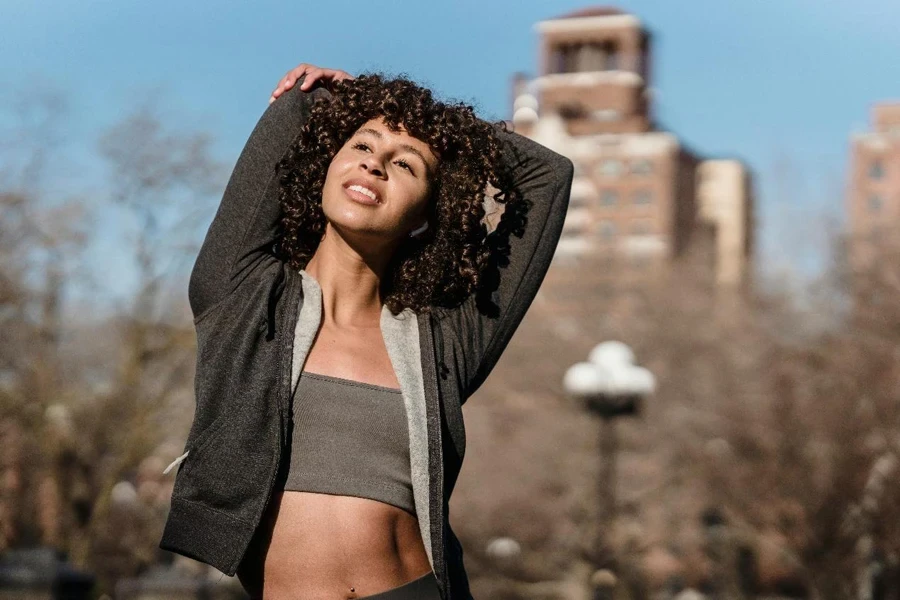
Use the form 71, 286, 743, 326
162, 450, 190, 475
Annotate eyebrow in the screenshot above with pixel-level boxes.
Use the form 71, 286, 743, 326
355, 127, 433, 173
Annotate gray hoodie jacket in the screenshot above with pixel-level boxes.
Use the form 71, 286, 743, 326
158, 76, 574, 599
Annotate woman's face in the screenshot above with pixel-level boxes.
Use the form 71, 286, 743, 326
321, 117, 440, 245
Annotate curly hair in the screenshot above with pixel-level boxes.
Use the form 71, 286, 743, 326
274, 72, 521, 315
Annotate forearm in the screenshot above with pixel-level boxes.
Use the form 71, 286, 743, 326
488, 124, 574, 327
188, 76, 330, 318
459, 124, 574, 397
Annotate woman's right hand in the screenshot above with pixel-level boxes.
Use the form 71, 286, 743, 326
269, 64, 355, 104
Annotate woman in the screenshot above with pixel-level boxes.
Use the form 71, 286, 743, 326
159, 63, 574, 600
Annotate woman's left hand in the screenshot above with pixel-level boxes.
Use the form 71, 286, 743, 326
269, 63, 355, 104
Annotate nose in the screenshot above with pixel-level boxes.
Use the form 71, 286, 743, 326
360, 153, 387, 178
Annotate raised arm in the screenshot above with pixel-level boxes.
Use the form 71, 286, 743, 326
450, 125, 574, 399
188, 75, 331, 319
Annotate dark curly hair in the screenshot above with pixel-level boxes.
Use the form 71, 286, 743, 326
275, 72, 521, 315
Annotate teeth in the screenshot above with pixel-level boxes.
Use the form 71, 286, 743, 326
348, 185, 377, 201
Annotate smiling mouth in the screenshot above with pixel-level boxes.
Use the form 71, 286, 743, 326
343, 186, 381, 206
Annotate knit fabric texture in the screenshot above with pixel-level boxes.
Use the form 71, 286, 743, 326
282, 371, 415, 516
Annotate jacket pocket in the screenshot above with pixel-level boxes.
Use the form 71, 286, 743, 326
169, 413, 275, 521
162, 412, 229, 477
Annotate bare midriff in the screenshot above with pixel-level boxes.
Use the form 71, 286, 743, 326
237, 269, 434, 597
236, 489, 433, 600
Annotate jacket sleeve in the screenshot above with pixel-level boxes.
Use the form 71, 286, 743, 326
188, 75, 332, 319
451, 125, 574, 399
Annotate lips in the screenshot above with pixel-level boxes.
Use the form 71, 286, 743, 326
342, 178, 382, 205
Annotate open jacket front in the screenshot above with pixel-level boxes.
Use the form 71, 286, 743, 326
158, 76, 574, 600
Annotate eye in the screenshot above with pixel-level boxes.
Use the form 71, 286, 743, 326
352, 142, 415, 174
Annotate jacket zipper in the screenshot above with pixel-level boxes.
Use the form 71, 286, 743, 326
229, 271, 448, 591
424, 312, 449, 597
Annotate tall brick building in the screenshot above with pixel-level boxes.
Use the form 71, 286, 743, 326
508, 7, 754, 291
696, 160, 754, 287
848, 102, 900, 269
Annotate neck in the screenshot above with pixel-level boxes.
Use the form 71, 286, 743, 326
304, 223, 398, 328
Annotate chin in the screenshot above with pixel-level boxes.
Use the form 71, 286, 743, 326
322, 197, 405, 242
323, 212, 385, 241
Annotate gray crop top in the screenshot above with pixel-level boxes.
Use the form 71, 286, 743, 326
279, 370, 415, 516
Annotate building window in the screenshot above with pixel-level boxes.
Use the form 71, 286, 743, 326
869, 194, 884, 212
597, 159, 623, 178
552, 44, 580, 74
600, 189, 618, 206
601, 41, 619, 71
598, 220, 616, 240
631, 159, 653, 175
632, 219, 653, 235
576, 43, 607, 72
559, 102, 587, 120
563, 222, 589, 238
569, 190, 592, 209
592, 109, 621, 122
565, 45, 577, 73
633, 189, 654, 205
551, 46, 563, 73
869, 160, 885, 179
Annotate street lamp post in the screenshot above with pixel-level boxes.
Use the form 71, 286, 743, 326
563, 341, 656, 591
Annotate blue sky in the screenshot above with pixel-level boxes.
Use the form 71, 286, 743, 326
3, 0, 900, 303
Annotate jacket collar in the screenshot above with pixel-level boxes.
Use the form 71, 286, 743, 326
290, 269, 435, 572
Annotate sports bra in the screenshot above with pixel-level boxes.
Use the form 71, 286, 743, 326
279, 370, 416, 516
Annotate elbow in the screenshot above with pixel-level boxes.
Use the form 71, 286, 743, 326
187, 251, 225, 320
534, 147, 574, 191
550, 155, 575, 203
187, 259, 212, 318
554, 154, 575, 184
494, 125, 574, 184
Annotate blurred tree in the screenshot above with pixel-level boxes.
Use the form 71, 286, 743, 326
454, 225, 900, 600
82, 100, 225, 587
0, 91, 87, 554
0, 89, 226, 595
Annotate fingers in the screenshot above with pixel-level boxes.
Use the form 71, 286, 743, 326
269, 64, 355, 104
298, 67, 324, 90
270, 63, 311, 104
304, 68, 354, 94
330, 69, 354, 84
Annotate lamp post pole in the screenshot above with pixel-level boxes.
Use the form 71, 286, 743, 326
598, 412, 618, 531
564, 342, 655, 596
